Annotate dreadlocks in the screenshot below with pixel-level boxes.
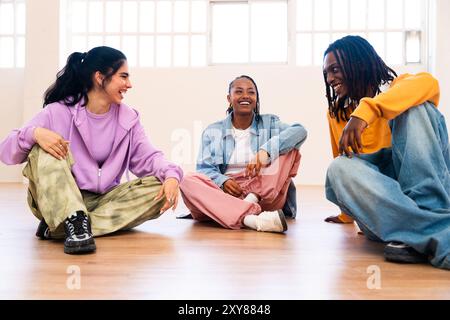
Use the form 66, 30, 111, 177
227, 75, 261, 122
324, 35, 397, 122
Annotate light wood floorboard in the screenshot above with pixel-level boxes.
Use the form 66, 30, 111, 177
0, 183, 448, 299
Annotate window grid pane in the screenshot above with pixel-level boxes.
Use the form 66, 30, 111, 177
191, 0, 207, 33
0, 36, 14, 67
211, 3, 248, 64
0, 0, 26, 68
191, 35, 206, 67
406, 31, 421, 64
211, 0, 288, 64
61, 0, 426, 67
350, 0, 366, 30
123, 1, 138, 33
386, 0, 403, 29
331, 0, 348, 30
139, 35, 154, 67
64, 0, 208, 67
88, 1, 103, 33
368, 0, 384, 30
297, 0, 312, 31
71, 1, 87, 33
296, 33, 312, 66
296, 0, 425, 66
139, 1, 155, 33
173, 35, 189, 67
405, 0, 422, 29
156, 35, 171, 67
386, 32, 403, 65
250, 1, 287, 63
314, 0, 330, 31
313, 33, 330, 66
174, 1, 189, 33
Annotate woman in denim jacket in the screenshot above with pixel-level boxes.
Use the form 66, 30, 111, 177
180, 75, 307, 233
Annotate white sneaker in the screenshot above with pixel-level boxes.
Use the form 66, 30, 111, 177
254, 210, 288, 233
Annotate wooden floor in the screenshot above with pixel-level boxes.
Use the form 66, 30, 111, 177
0, 183, 448, 300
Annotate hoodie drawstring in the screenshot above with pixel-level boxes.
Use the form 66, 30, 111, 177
68, 103, 80, 143
68, 109, 75, 143
125, 129, 132, 182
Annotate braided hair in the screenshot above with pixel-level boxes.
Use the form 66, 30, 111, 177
323, 35, 397, 122
227, 75, 261, 122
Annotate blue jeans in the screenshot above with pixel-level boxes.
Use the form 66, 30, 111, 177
325, 102, 450, 270
282, 179, 297, 219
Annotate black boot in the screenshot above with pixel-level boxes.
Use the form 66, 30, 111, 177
36, 219, 51, 240
384, 242, 428, 264
64, 211, 96, 254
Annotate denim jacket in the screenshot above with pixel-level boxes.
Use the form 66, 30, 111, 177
197, 112, 307, 218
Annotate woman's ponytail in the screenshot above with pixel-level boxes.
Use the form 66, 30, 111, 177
43, 51, 86, 107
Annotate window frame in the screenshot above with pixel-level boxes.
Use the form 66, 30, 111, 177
60, 0, 430, 68
0, 0, 26, 68
293, 0, 430, 67
60, 0, 209, 68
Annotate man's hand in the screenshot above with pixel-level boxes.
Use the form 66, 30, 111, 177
154, 178, 180, 213
339, 117, 368, 157
223, 179, 243, 197
246, 149, 270, 177
33, 127, 70, 160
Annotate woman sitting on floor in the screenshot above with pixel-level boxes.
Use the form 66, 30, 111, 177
0, 46, 183, 254
180, 75, 307, 233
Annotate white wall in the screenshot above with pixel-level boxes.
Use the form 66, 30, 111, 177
1, 0, 449, 184
126, 66, 333, 185
0, 70, 24, 181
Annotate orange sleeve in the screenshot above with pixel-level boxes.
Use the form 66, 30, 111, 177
327, 113, 340, 158
351, 72, 440, 125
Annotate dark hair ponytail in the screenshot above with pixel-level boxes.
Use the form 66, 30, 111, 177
227, 75, 261, 122
43, 46, 127, 107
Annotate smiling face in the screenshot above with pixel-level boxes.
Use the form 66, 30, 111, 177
102, 61, 132, 105
227, 78, 257, 117
323, 51, 348, 99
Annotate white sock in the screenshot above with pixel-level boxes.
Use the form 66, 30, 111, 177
68, 210, 84, 219
68, 211, 78, 219
243, 193, 259, 204
243, 214, 258, 230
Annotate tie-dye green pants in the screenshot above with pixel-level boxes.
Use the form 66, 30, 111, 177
22, 146, 165, 238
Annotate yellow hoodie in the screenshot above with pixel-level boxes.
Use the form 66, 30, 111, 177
327, 72, 440, 158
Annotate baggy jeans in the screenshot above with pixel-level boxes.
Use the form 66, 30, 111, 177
23, 146, 166, 238
325, 102, 450, 269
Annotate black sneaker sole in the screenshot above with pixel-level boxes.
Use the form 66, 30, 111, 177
384, 246, 428, 264
64, 241, 97, 254
277, 210, 288, 232
36, 219, 51, 240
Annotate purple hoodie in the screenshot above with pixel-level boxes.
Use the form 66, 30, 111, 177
0, 100, 183, 194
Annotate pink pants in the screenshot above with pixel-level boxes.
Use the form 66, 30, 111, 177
180, 150, 301, 229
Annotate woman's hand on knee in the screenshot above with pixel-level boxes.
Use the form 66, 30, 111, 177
154, 177, 180, 213
33, 127, 69, 160
223, 179, 243, 197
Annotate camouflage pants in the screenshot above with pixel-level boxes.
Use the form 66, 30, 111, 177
22, 146, 165, 238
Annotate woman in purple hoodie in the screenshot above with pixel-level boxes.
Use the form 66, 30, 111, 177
0, 46, 183, 254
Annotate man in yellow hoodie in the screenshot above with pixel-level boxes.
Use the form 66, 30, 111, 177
323, 35, 449, 270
